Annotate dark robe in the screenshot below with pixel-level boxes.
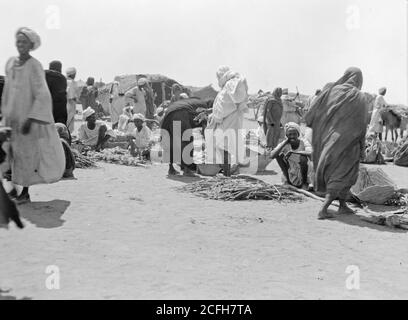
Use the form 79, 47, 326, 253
305, 67, 368, 198
160, 98, 209, 168
45, 70, 68, 125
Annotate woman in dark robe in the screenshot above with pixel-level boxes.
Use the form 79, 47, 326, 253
55, 123, 76, 178
304, 67, 368, 220
263, 87, 283, 149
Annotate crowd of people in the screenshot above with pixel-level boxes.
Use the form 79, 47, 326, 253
0, 26, 403, 221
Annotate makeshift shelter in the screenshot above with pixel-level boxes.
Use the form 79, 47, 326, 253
114, 74, 186, 106
187, 85, 218, 100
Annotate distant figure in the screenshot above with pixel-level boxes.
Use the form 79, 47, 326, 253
2, 27, 65, 204
0, 75, 5, 109
263, 87, 283, 150
80, 77, 98, 111
170, 84, 183, 103
305, 67, 367, 220
269, 122, 312, 190
368, 87, 387, 140
109, 81, 127, 129
137, 78, 156, 126
55, 123, 75, 178
117, 106, 135, 134
45, 60, 68, 125
256, 116, 267, 148
66, 67, 79, 133
125, 80, 146, 115
127, 113, 153, 160
78, 107, 115, 151
281, 88, 300, 125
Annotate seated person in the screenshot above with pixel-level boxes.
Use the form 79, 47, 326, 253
269, 122, 313, 190
117, 105, 135, 134
55, 123, 76, 178
78, 107, 116, 151
127, 113, 154, 160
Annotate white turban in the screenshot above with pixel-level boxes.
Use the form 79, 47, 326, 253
284, 122, 301, 136
133, 113, 145, 121
83, 107, 96, 120
216, 65, 239, 89
16, 27, 41, 51
66, 67, 77, 77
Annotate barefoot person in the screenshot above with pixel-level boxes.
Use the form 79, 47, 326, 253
268, 122, 312, 190
1, 27, 65, 204
304, 67, 368, 220
78, 107, 116, 151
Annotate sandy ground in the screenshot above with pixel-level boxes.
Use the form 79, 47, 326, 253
1, 155, 408, 300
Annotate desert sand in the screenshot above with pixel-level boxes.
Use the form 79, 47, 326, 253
1, 156, 408, 300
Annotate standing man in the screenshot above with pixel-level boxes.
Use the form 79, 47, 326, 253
2, 27, 65, 204
45, 60, 67, 125
368, 87, 387, 140
0, 75, 5, 109
281, 88, 300, 125
206, 66, 249, 175
263, 87, 283, 150
66, 67, 78, 133
80, 77, 98, 112
137, 78, 156, 128
125, 80, 146, 115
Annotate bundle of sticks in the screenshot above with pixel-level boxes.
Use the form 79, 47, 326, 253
87, 147, 147, 167
72, 149, 97, 169
181, 175, 303, 202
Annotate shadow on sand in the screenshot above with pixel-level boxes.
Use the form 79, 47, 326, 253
325, 208, 407, 234
0, 288, 32, 300
167, 174, 204, 184
18, 200, 70, 229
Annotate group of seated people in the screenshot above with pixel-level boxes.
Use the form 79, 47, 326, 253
76, 105, 154, 160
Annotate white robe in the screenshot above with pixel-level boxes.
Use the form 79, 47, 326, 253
1, 57, 65, 186
205, 73, 249, 165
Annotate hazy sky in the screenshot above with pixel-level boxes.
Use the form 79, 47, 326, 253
1, 0, 407, 103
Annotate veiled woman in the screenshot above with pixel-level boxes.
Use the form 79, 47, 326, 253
1, 27, 65, 203
304, 67, 368, 219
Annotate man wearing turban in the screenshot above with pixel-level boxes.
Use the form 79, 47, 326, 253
1, 27, 65, 203
268, 122, 313, 190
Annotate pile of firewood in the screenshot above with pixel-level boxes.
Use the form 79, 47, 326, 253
180, 175, 303, 202
87, 147, 147, 167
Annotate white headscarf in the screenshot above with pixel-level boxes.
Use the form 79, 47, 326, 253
16, 27, 41, 51
216, 65, 239, 89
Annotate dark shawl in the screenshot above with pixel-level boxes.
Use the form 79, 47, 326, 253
45, 70, 68, 124
304, 67, 368, 197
